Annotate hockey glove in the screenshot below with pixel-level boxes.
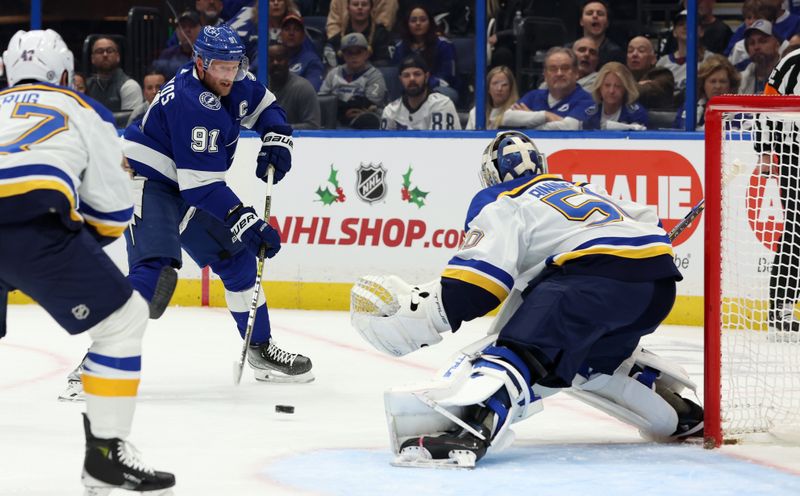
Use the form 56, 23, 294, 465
226, 205, 281, 259
257, 127, 293, 184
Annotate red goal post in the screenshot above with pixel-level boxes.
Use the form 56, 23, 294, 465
704, 94, 800, 448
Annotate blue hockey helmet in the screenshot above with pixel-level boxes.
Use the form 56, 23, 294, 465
480, 131, 548, 188
193, 25, 249, 81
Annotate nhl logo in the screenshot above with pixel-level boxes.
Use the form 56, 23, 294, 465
355, 163, 387, 204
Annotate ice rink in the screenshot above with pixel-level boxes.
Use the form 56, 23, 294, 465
2, 304, 800, 495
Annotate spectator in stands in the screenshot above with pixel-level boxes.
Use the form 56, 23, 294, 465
674, 54, 739, 129
73, 72, 87, 93
575, 0, 624, 66
127, 71, 166, 126
392, 4, 458, 102
327, 0, 398, 38
227, 2, 257, 64
727, 0, 780, 69
583, 62, 647, 130
627, 36, 675, 110
656, 10, 715, 93
325, 0, 393, 69
503, 47, 594, 130
785, 33, 800, 55
153, 10, 202, 80
197, 0, 226, 26
727, 0, 799, 65
268, 44, 321, 129
319, 33, 386, 128
465, 65, 519, 130
696, 0, 733, 54
740, 19, 783, 94
86, 37, 144, 113
554, 36, 599, 90
268, 0, 301, 44
381, 54, 461, 129
281, 14, 325, 91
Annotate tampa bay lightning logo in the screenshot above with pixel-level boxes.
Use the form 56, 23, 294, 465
199, 91, 221, 111
205, 26, 221, 37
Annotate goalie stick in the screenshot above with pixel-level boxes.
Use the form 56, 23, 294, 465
233, 165, 275, 385
668, 199, 705, 242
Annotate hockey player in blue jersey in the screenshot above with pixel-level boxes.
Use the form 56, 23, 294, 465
351, 131, 704, 468
58, 25, 313, 399
0, 29, 175, 492
124, 24, 313, 382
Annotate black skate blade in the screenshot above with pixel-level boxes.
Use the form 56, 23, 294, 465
391, 446, 476, 469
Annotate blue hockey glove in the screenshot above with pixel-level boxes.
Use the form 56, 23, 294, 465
226, 205, 281, 258
257, 128, 293, 184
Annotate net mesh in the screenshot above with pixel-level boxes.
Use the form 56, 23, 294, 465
719, 110, 800, 439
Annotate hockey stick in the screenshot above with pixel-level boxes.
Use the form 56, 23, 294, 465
233, 165, 275, 385
668, 199, 705, 242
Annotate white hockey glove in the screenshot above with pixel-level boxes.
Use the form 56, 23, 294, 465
350, 275, 451, 357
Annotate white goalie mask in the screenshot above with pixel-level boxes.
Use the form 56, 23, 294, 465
2, 29, 74, 87
480, 131, 548, 188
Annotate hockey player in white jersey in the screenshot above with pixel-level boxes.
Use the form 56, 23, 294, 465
0, 30, 175, 493
380, 54, 461, 130
351, 131, 703, 468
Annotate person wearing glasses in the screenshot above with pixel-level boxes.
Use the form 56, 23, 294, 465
503, 47, 594, 130
86, 37, 143, 114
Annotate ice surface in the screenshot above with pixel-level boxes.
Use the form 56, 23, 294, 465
1, 305, 799, 495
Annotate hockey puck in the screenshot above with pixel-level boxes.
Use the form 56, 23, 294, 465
275, 404, 295, 414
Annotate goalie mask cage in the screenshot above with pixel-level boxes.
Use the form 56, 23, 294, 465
705, 95, 800, 449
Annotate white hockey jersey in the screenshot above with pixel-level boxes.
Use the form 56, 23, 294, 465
0, 83, 131, 244
442, 175, 678, 306
381, 92, 461, 130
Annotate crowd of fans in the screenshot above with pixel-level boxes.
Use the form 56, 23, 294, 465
4, 0, 799, 131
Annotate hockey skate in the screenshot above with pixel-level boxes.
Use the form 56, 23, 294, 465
394, 408, 493, 469
669, 394, 705, 440
768, 304, 800, 342
247, 338, 314, 383
58, 355, 86, 402
82, 414, 175, 495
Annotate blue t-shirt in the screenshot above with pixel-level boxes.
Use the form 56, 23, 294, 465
289, 46, 324, 91
517, 86, 595, 121
583, 102, 649, 130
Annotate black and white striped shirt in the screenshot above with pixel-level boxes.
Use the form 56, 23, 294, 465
765, 47, 800, 95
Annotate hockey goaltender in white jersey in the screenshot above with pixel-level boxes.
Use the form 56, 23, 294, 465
351, 131, 703, 468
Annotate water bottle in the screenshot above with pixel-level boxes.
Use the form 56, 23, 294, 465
513, 10, 524, 37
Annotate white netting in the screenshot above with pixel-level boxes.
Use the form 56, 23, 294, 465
719, 110, 800, 440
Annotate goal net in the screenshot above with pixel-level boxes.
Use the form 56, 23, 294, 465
705, 95, 800, 448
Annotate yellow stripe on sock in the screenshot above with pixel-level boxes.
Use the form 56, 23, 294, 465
82, 374, 140, 397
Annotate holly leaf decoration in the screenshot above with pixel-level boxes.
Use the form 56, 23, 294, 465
402, 166, 413, 189
328, 165, 340, 188
316, 187, 338, 205
409, 186, 428, 208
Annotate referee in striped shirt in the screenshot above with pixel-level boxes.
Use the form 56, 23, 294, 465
758, 47, 800, 333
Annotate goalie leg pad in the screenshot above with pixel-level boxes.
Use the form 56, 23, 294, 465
387, 341, 544, 466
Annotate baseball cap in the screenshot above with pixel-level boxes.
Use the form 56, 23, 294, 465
340, 32, 369, 51
399, 54, 429, 73
178, 10, 201, 26
282, 14, 304, 27
745, 19, 776, 39
674, 9, 687, 23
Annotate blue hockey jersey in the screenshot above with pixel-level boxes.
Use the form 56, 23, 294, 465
517, 87, 595, 121
122, 63, 290, 222
583, 102, 649, 130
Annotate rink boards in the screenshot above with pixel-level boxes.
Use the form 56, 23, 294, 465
9, 131, 778, 326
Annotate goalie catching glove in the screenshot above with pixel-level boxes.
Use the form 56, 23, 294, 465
351, 275, 451, 357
